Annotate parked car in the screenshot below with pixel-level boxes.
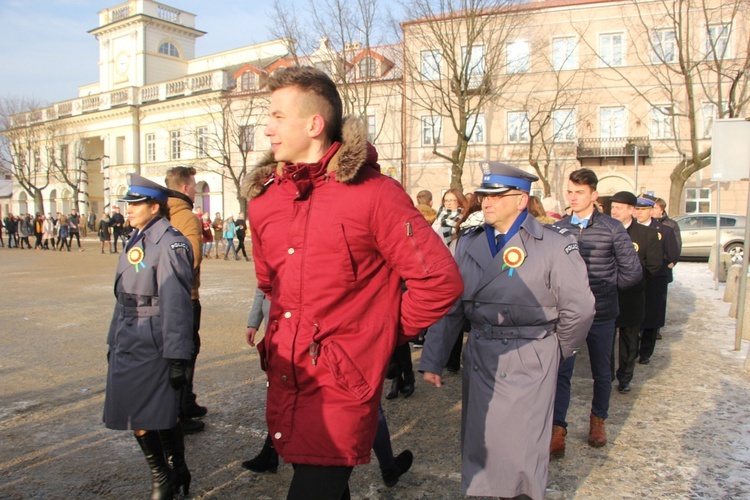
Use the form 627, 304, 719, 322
674, 213, 745, 262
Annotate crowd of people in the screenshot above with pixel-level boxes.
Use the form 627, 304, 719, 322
4, 65, 684, 500
1, 209, 89, 251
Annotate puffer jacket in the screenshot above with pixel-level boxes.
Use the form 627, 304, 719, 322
557, 207, 641, 321
241, 116, 462, 467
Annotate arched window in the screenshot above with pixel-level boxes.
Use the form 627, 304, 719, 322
49, 189, 58, 215
18, 192, 28, 215
196, 181, 210, 214
158, 42, 180, 58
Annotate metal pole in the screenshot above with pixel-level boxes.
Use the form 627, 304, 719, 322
735, 179, 750, 351
715, 183, 721, 290
634, 145, 639, 192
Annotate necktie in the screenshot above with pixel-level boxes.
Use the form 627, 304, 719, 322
495, 233, 503, 248
571, 215, 588, 228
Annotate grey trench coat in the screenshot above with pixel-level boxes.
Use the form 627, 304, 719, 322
420, 216, 595, 498
104, 217, 194, 431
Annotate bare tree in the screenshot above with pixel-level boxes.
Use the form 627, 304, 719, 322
179, 92, 270, 213
0, 97, 51, 214
583, 0, 749, 214
401, 0, 528, 191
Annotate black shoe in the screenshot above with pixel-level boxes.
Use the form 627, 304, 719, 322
445, 361, 460, 373
181, 417, 205, 434
242, 434, 279, 473
159, 424, 191, 497
382, 450, 413, 487
412, 338, 424, 348
638, 357, 650, 365
618, 383, 631, 393
400, 372, 415, 398
184, 403, 208, 419
655, 331, 663, 340
385, 378, 399, 400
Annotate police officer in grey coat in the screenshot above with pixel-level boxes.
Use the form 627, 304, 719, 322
104, 174, 194, 499
420, 161, 595, 499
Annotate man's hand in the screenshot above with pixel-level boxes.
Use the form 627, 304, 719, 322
245, 327, 258, 347
168, 360, 187, 390
423, 372, 443, 388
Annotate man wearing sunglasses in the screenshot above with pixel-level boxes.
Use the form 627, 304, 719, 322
420, 160, 594, 498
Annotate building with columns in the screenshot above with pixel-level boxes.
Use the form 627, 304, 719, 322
4, 0, 748, 221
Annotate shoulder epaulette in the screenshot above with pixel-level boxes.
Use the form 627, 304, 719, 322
547, 224, 570, 235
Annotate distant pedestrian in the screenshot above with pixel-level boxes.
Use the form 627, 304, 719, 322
201, 213, 213, 259
98, 211, 112, 254
43, 213, 55, 249
110, 206, 125, 253
57, 215, 71, 251
68, 208, 82, 251
235, 212, 250, 261
223, 215, 239, 260
211, 212, 223, 258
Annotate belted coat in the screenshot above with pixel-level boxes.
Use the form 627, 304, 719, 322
103, 217, 194, 430
241, 117, 462, 467
420, 215, 595, 498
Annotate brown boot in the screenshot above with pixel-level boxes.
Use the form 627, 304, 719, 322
588, 413, 607, 447
550, 425, 566, 458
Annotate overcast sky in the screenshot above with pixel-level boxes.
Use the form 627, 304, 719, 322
0, 0, 309, 104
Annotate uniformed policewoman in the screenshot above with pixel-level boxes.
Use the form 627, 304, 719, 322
104, 174, 194, 500
420, 161, 596, 499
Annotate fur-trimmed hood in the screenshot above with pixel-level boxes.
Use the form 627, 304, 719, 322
240, 115, 377, 200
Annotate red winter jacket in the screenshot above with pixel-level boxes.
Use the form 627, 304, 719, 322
241, 117, 462, 467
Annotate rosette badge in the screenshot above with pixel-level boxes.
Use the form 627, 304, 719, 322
502, 247, 525, 276
128, 247, 147, 273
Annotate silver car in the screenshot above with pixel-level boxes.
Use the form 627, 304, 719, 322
674, 213, 745, 262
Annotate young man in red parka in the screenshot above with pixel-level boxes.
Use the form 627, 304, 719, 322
241, 66, 462, 498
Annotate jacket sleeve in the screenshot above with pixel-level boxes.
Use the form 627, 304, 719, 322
247, 287, 267, 328
613, 222, 643, 290
371, 180, 463, 342
418, 298, 465, 375
181, 213, 203, 270
661, 225, 680, 265
157, 237, 194, 360
550, 235, 595, 359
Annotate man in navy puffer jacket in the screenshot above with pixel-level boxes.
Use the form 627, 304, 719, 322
550, 168, 641, 456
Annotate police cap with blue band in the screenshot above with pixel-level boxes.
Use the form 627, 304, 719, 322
475, 161, 539, 194
119, 173, 170, 203
636, 193, 657, 208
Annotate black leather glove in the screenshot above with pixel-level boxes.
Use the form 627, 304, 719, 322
107, 350, 111, 362
168, 359, 188, 390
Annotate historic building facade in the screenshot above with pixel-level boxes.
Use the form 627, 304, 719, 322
5, 0, 748, 219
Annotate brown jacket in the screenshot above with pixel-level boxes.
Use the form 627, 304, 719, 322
168, 195, 202, 300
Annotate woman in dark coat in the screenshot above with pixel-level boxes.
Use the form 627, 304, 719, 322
104, 174, 194, 499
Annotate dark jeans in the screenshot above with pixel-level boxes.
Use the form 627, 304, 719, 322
612, 325, 640, 384
287, 464, 353, 500
68, 230, 81, 248
372, 405, 394, 471
554, 318, 615, 426
237, 237, 247, 258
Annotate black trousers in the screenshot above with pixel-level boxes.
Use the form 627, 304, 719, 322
237, 237, 247, 258
68, 231, 81, 248
287, 464, 352, 500
181, 300, 202, 412
639, 328, 658, 360
612, 325, 640, 384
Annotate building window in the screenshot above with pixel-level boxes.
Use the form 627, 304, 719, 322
421, 116, 442, 146
651, 29, 676, 63
240, 72, 256, 91
702, 103, 717, 138
146, 133, 156, 162
359, 57, 377, 79
552, 36, 578, 71
158, 41, 180, 58
240, 126, 255, 153
59, 144, 68, 167
508, 111, 530, 143
462, 45, 485, 88
506, 40, 530, 74
650, 105, 674, 139
366, 113, 377, 142
685, 187, 711, 213
33, 148, 40, 169
553, 109, 576, 141
706, 24, 730, 59
600, 106, 626, 138
170, 130, 181, 160
468, 114, 485, 144
599, 32, 624, 67
196, 127, 208, 158
421, 50, 442, 81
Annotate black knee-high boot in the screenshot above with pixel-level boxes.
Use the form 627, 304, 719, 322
242, 433, 279, 473
159, 424, 191, 496
135, 431, 174, 500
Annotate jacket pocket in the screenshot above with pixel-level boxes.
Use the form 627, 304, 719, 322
322, 340, 373, 401
332, 223, 356, 285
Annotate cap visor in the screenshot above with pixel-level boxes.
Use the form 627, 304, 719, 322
474, 186, 512, 195
118, 194, 151, 203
